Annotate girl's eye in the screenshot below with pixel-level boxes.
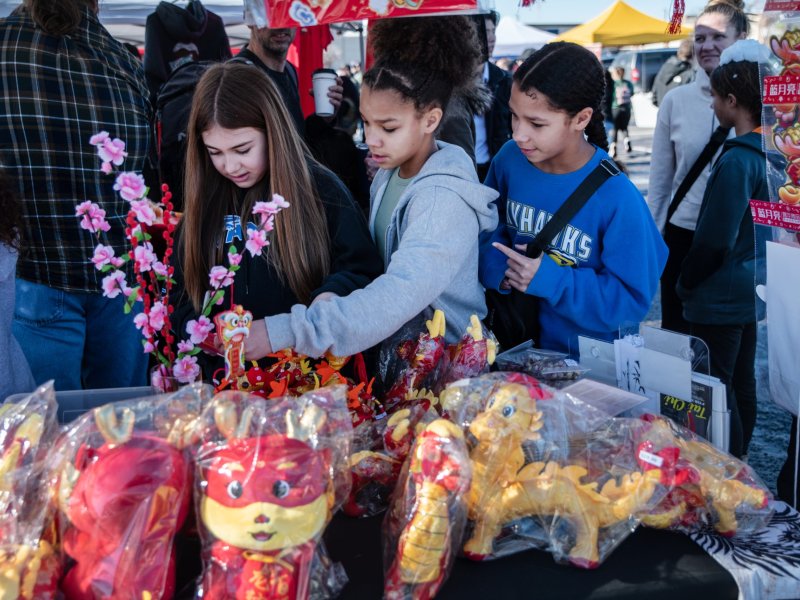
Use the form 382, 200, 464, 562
383, 128, 397, 133
236, 148, 250, 155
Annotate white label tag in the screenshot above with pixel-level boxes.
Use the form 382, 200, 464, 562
638, 450, 664, 468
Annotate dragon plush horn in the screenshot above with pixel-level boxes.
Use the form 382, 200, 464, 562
94, 405, 135, 444
213, 398, 255, 440
286, 404, 326, 442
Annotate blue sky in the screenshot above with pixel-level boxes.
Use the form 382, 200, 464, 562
494, 0, 714, 24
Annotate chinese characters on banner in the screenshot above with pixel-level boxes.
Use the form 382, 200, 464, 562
750, 199, 800, 232
264, 0, 479, 28
763, 75, 800, 105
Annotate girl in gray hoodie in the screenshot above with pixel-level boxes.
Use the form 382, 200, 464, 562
245, 16, 498, 358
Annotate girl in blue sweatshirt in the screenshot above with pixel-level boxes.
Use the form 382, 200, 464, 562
677, 40, 769, 459
480, 42, 667, 355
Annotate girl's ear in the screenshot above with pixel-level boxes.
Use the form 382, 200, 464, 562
572, 107, 594, 132
423, 107, 444, 134
727, 93, 738, 108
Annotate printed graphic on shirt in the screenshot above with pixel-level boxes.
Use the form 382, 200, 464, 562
506, 198, 594, 267
224, 214, 258, 244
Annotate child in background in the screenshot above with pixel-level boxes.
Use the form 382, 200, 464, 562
610, 66, 635, 158
0, 170, 35, 400
245, 16, 498, 359
173, 62, 383, 374
480, 42, 667, 356
677, 40, 770, 459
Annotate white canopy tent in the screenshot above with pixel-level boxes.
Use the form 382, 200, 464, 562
493, 15, 554, 58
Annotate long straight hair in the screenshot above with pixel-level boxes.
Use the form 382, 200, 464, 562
181, 62, 330, 311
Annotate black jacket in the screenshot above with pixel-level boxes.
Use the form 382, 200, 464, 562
485, 62, 513, 159
144, 0, 231, 102
171, 162, 383, 370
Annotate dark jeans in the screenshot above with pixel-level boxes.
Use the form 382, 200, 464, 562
778, 417, 800, 508
477, 162, 490, 183
611, 105, 631, 143
661, 223, 694, 334
689, 321, 757, 459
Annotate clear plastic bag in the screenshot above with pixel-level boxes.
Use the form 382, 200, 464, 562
51, 382, 214, 599
494, 342, 589, 387
636, 414, 773, 535
192, 386, 352, 600
0, 382, 60, 599
383, 419, 471, 600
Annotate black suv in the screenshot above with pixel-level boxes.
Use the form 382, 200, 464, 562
610, 48, 677, 94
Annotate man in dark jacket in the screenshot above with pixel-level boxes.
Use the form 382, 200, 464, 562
652, 38, 694, 107
474, 11, 512, 181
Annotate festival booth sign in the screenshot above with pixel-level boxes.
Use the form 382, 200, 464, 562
552, 0, 692, 46
262, 0, 486, 29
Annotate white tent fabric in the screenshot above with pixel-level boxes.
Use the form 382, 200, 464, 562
0, 0, 247, 25
493, 15, 554, 58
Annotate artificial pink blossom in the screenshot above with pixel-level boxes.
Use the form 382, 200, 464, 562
173, 355, 200, 383
114, 172, 147, 202
271, 194, 290, 209
76, 201, 111, 234
148, 301, 168, 331
101, 161, 113, 175
245, 229, 269, 257
177, 340, 194, 354
152, 261, 169, 277
228, 252, 242, 266
133, 244, 156, 272
91, 244, 121, 270
101, 270, 129, 299
89, 131, 110, 146
186, 315, 214, 345
130, 199, 157, 226
98, 138, 127, 166
143, 340, 157, 353
209, 266, 235, 289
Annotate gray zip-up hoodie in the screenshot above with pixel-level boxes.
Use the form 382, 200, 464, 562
266, 141, 499, 357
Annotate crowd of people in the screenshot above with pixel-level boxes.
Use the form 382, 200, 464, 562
0, 0, 797, 506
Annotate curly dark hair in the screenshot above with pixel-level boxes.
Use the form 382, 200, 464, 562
513, 42, 609, 151
711, 60, 762, 124
364, 15, 483, 113
0, 169, 23, 250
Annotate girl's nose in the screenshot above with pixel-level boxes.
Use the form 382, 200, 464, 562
225, 154, 239, 174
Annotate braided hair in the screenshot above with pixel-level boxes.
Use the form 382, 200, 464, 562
513, 42, 609, 151
364, 16, 483, 114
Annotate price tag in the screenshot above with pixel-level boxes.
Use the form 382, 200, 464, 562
638, 449, 664, 468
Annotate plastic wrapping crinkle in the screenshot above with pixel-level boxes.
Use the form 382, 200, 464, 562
636, 414, 772, 535
192, 386, 352, 600
493, 342, 589, 388
383, 419, 471, 599
50, 382, 214, 599
0, 382, 60, 599
441, 372, 670, 568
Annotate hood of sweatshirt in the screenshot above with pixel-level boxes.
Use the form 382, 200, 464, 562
372, 141, 498, 235
721, 130, 764, 155
155, 0, 208, 40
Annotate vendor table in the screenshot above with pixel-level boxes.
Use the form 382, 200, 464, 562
323, 513, 739, 600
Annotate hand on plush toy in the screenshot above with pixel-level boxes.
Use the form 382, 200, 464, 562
244, 318, 273, 361
492, 242, 543, 293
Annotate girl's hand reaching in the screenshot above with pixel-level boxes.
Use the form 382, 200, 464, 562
245, 318, 273, 361
492, 242, 543, 293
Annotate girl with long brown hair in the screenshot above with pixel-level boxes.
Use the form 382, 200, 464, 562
173, 62, 382, 370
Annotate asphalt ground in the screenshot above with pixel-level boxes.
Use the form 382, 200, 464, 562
624, 126, 792, 495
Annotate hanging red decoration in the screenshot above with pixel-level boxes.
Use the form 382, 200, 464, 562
669, 0, 686, 34
519, 0, 536, 6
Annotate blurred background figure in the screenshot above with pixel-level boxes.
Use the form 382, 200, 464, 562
609, 66, 634, 158
652, 37, 695, 107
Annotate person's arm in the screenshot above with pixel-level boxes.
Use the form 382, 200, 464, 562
311, 170, 383, 298
647, 94, 677, 231
528, 185, 667, 332
263, 187, 482, 357
678, 154, 753, 291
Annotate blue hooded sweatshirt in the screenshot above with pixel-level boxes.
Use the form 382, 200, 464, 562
480, 141, 667, 354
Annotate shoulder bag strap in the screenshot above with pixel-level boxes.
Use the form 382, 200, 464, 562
526, 158, 620, 259
665, 125, 731, 224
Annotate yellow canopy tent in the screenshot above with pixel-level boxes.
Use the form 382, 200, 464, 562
552, 0, 692, 46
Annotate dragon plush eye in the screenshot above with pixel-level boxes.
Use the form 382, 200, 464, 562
502, 405, 516, 418
273, 480, 290, 499
227, 480, 243, 499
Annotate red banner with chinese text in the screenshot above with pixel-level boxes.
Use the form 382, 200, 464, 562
265, 0, 480, 29
763, 75, 800, 105
750, 200, 800, 232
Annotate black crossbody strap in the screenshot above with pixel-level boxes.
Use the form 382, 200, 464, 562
665, 125, 730, 224
526, 158, 620, 259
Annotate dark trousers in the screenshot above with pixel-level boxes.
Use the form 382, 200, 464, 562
689, 321, 757, 459
477, 162, 490, 183
660, 223, 694, 334
778, 417, 800, 508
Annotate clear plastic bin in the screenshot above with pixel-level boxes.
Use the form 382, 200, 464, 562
4, 386, 157, 423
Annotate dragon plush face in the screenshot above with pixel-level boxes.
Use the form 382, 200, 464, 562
469, 382, 544, 443
200, 435, 329, 552
215, 306, 253, 344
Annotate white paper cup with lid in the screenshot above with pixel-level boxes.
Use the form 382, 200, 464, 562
312, 68, 337, 117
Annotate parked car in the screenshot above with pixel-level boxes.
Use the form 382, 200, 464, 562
610, 48, 676, 94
